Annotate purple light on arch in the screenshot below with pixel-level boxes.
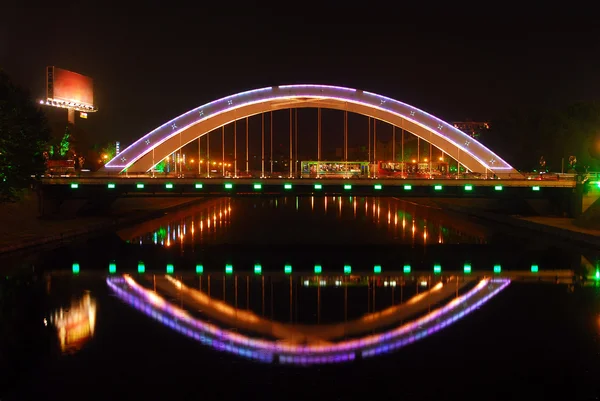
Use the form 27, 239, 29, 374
104, 85, 519, 176
107, 275, 510, 365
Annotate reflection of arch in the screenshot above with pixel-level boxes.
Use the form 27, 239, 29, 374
158, 275, 474, 342
103, 85, 520, 177
116, 198, 229, 241
107, 275, 510, 365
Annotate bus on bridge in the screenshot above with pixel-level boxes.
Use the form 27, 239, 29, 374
377, 160, 450, 179
300, 161, 370, 178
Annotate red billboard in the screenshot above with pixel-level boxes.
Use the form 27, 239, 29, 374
46, 66, 94, 108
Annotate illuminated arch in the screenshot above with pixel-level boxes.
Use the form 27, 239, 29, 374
103, 85, 520, 177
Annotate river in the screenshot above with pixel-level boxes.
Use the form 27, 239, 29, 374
1, 196, 599, 400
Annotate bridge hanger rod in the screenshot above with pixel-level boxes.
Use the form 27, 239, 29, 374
289, 109, 293, 178
206, 131, 210, 178
368, 117, 371, 177
270, 111, 274, 176
234, 120, 237, 177
373, 118, 377, 178
317, 108, 321, 178
392, 126, 395, 163
294, 109, 298, 178
261, 113, 265, 178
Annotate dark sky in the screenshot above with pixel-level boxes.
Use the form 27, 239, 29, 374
2, 4, 600, 148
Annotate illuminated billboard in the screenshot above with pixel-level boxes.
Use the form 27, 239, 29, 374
46, 66, 94, 109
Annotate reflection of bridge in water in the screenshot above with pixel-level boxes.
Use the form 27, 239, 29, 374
119, 197, 490, 247
108, 274, 509, 364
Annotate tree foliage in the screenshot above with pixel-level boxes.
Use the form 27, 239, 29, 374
482, 102, 600, 172
0, 70, 50, 202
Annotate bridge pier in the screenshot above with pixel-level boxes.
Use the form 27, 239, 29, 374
37, 184, 118, 218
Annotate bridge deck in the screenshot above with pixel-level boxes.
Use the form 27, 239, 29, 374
42, 177, 576, 188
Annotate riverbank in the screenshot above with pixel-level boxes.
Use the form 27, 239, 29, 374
0, 195, 206, 255
435, 201, 600, 248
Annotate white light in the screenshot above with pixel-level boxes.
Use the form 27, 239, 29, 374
391, 281, 397, 287
384, 281, 389, 287
420, 281, 428, 287
303, 280, 310, 287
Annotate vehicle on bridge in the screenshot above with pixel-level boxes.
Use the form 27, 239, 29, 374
376, 160, 450, 179
300, 161, 370, 178
46, 159, 76, 177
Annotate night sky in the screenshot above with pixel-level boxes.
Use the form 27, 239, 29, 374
2, 5, 599, 150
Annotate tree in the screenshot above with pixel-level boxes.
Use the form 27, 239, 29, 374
484, 102, 600, 172
0, 70, 50, 202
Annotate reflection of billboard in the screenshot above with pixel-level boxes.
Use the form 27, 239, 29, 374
49, 293, 97, 354
46, 66, 94, 108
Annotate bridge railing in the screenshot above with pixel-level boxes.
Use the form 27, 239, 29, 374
45, 170, 582, 181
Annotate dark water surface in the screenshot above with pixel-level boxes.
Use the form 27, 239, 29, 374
1, 196, 599, 400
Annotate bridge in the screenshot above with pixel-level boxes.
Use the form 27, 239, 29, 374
100, 84, 519, 177
40, 84, 589, 216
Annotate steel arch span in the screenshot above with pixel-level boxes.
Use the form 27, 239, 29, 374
103, 84, 520, 177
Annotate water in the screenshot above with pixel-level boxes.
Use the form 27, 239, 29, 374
1, 196, 599, 400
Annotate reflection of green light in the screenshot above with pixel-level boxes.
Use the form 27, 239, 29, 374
157, 227, 167, 241
196, 264, 203, 274
463, 264, 472, 274
374, 265, 382, 274
404, 185, 412, 190
165, 183, 173, 189
594, 269, 599, 280
464, 185, 473, 191
374, 184, 382, 190
136, 183, 144, 189
166, 264, 174, 274
284, 184, 292, 189
493, 265, 501, 273
109, 263, 116, 274
531, 264, 539, 273
434, 185, 442, 191
314, 265, 322, 274
344, 265, 351, 274
225, 183, 233, 189
70, 183, 78, 189
253, 183, 262, 190
195, 183, 203, 189
344, 184, 352, 190
314, 184, 322, 190
107, 183, 116, 189
225, 264, 233, 274
532, 186, 540, 191
434, 264, 442, 274
403, 265, 411, 274
254, 264, 262, 274
284, 265, 292, 274
72, 263, 80, 274
138, 262, 145, 273
494, 185, 503, 191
